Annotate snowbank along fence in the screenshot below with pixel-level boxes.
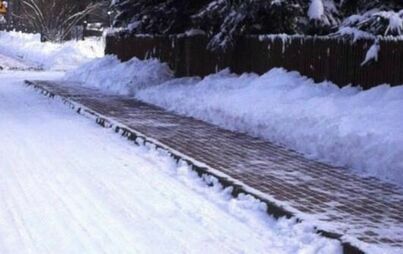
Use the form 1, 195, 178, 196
105, 34, 403, 89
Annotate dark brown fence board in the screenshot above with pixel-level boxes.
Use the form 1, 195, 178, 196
398, 41, 403, 85
105, 34, 403, 89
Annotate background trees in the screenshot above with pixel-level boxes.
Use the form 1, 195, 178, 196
192, 0, 309, 50
111, 0, 403, 42
104, 1, 403, 49
111, 0, 210, 34
4, 0, 403, 44
10, 0, 108, 41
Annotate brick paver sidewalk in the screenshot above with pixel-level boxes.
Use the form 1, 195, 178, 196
27, 80, 403, 254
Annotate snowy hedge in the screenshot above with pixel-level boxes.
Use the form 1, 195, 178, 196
110, 0, 403, 51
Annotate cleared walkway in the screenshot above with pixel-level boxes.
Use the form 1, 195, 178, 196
27, 80, 403, 254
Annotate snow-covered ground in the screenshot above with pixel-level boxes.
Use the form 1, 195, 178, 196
0, 54, 32, 70
0, 31, 104, 70
65, 56, 403, 187
0, 69, 342, 253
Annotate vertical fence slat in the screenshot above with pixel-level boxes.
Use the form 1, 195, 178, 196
105, 34, 403, 89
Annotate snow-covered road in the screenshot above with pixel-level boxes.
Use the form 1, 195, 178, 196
0, 70, 341, 253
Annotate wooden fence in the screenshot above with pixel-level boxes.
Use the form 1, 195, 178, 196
105, 34, 403, 89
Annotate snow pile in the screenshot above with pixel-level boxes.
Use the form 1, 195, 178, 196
64, 55, 173, 95
65, 57, 403, 187
0, 54, 32, 70
0, 31, 104, 70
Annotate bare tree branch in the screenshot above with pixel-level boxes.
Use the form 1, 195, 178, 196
16, 0, 105, 42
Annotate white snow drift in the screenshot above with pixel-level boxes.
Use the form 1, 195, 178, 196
0, 70, 342, 254
65, 56, 403, 187
0, 31, 104, 70
64, 55, 173, 95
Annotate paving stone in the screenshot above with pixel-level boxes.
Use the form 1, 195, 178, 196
29, 81, 403, 252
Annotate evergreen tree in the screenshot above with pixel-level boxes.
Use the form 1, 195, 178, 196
111, 0, 209, 34
110, 0, 403, 50
192, 0, 306, 51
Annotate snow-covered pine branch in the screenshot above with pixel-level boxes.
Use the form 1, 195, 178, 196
308, 0, 324, 20
361, 40, 380, 66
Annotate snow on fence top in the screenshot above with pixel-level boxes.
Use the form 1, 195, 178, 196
107, 28, 403, 44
